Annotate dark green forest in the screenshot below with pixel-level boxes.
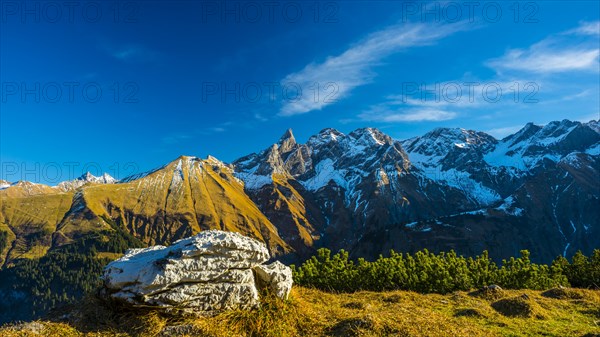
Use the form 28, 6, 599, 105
0, 226, 144, 323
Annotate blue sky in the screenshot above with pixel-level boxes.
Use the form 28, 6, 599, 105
1, 1, 599, 184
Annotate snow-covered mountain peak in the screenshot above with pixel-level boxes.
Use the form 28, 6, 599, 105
502, 122, 542, 146
537, 119, 578, 141
485, 120, 600, 169
55, 171, 117, 191
205, 155, 226, 166
401, 127, 496, 167
348, 127, 391, 147
306, 128, 340, 145
0, 180, 11, 190
79, 172, 117, 184
586, 120, 600, 133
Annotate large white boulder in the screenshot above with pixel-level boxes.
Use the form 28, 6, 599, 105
101, 230, 292, 315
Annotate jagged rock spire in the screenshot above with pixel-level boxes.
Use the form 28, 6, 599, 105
277, 128, 297, 154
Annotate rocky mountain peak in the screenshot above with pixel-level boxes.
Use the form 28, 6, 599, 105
489, 120, 600, 168
348, 127, 392, 147
586, 120, 600, 133
277, 128, 297, 155
402, 127, 496, 162
77, 172, 117, 184
307, 128, 344, 146
278, 128, 295, 142
205, 155, 225, 166
81, 172, 95, 180
0, 180, 11, 189
503, 122, 543, 145
54, 172, 117, 192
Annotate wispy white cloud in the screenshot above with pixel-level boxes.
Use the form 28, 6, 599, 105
113, 46, 142, 60
359, 79, 537, 123
198, 123, 232, 135
560, 89, 593, 101
359, 105, 457, 123
539, 89, 593, 105
161, 124, 229, 145
487, 44, 598, 73
486, 125, 524, 139
575, 113, 600, 123
100, 41, 160, 62
162, 133, 192, 145
253, 113, 268, 122
564, 21, 600, 36
358, 22, 598, 127
487, 22, 600, 74
278, 21, 471, 116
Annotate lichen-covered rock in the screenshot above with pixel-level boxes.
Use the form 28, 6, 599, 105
253, 261, 293, 300
101, 230, 292, 315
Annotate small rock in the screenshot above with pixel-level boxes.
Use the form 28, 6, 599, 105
158, 324, 205, 336
487, 284, 503, 291
253, 261, 293, 300
7, 322, 45, 335
342, 302, 365, 309
468, 284, 504, 300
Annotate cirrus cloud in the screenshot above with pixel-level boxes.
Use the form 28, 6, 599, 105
487, 21, 600, 74
278, 21, 472, 117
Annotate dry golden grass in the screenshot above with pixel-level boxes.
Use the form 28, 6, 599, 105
0, 157, 293, 267
1, 287, 599, 337
0, 193, 74, 262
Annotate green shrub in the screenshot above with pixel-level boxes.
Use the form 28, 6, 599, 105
555, 250, 600, 288
292, 249, 591, 293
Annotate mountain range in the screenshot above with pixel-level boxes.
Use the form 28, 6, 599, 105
1, 119, 598, 267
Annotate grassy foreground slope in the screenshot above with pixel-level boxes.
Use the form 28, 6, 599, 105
1, 287, 599, 337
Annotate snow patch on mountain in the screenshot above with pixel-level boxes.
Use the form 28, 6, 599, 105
586, 142, 600, 155
301, 159, 347, 191
237, 173, 273, 190
587, 120, 600, 133
171, 159, 184, 186
435, 168, 501, 205
495, 196, 524, 216
537, 123, 578, 146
